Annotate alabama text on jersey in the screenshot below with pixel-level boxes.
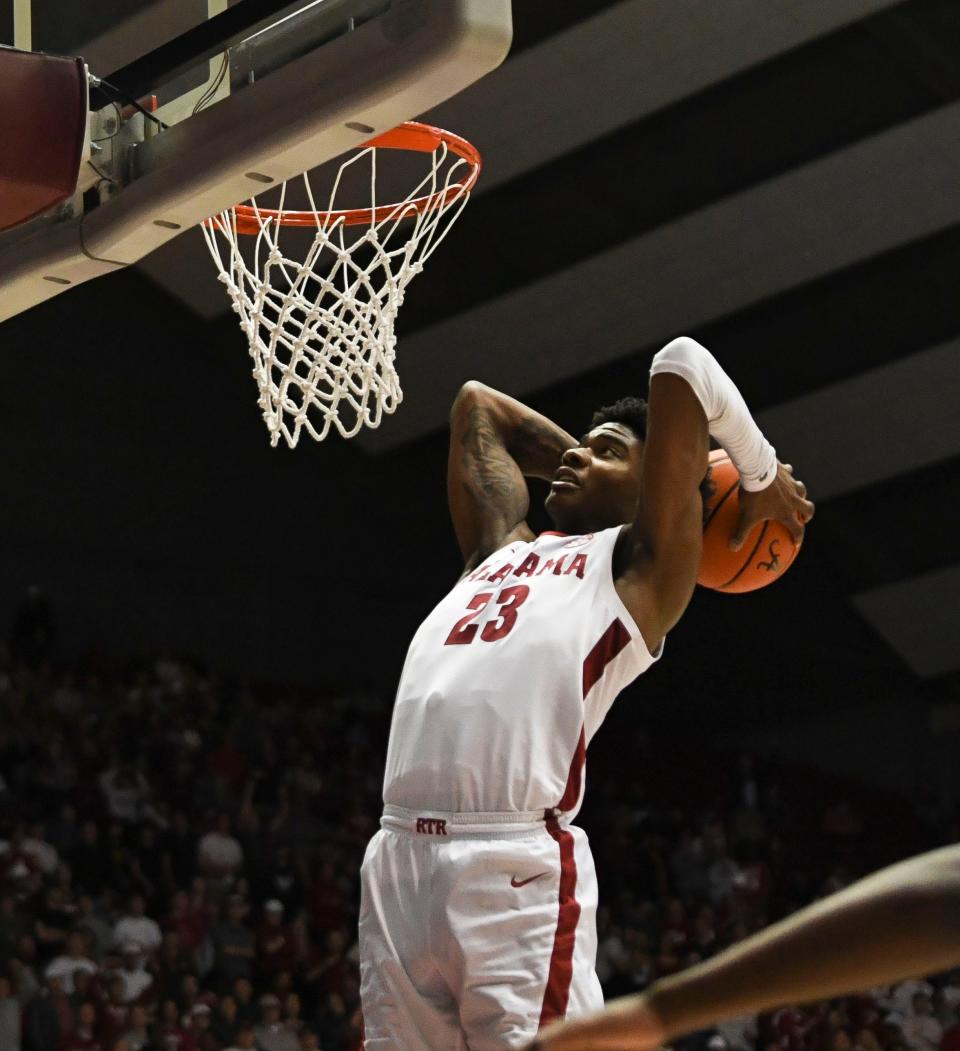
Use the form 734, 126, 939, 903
381, 527, 663, 816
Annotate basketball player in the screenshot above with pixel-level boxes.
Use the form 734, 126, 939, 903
531, 843, 960, 1050
359, 336, 814, 1049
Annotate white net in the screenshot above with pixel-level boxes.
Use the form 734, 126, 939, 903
201, 126, 477, 448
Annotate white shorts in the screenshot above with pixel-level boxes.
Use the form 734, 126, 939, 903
359, 805, 603, 1050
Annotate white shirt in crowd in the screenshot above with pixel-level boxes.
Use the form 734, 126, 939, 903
113, 916, 162, 954
44, 955, 98, 993
900, 1014, 943, 1051
716, 1013, 759, 1051
943, 982, 960, 1011
891, 979, 934, 1016
255, 1023, 299, 1051
115, 965, 153, 1004
21, 836, 58, 875
197, 831, 244, 874
98, 768, 150, 822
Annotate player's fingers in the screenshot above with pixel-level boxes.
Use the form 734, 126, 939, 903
800, 497, 816, 522
795, 478, 807, 497
784, 463, 794, 474
786, 514, 805, 545
729, 514, 751, 551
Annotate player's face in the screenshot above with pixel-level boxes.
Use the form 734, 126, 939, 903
544, 423, 643, 532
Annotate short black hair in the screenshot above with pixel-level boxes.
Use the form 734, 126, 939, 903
590, 396, 648, 441
592, 396, 716, 517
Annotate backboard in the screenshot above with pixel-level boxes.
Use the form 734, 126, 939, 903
0, 0, 512, 321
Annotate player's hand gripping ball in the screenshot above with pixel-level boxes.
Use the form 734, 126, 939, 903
697, 449, 812, 593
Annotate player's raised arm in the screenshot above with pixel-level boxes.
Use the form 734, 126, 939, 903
531, 844, 960, 1051
448, 382, 577, 568
627, 337, 813, 637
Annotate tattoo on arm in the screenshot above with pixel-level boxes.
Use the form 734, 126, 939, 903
460, 405, 528, 519
511, 416, 575, 478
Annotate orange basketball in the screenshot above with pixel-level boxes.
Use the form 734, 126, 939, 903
697, 449, 798, 593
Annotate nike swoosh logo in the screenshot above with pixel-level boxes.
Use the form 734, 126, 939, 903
511, 872, 548, 888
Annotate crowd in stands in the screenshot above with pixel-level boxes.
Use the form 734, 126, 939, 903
1, 589, 958, 1051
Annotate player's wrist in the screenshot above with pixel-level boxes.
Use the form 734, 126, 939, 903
729, 441, 777, 492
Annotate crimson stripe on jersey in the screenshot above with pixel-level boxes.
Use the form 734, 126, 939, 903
557, 619, 631, 812
538, 814, 581, 1029
557, 728, 586, 812
582, 618, 631, 697
541, 616, 633, 1022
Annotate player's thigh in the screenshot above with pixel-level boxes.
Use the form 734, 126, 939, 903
359, 831, 464, 1051
449, 830, 580, 1049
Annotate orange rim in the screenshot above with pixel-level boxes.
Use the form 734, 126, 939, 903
217, 121, 481, 236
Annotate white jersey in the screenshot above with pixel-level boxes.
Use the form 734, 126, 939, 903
382, 526, 662, 817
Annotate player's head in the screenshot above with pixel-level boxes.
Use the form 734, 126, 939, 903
544, 396, 714, 533
544, 397, 649, 532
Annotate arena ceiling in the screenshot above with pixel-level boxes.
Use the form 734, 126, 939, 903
1, 0, 958, 730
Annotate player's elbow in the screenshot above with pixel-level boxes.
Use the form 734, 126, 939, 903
653, 335, 711, 370
451, 380, 496, 423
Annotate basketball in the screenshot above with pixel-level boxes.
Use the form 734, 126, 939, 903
698, 449, 799, 593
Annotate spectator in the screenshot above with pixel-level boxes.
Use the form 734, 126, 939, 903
75, 895, 112, 961
127, 825, 163, 904
232, 978, 257, 1028
99, 763, 152, 825
211, 899, 255, 987
283, 993, 304, 1040
155, 931, 194, 1003
223, 1025, 257, 1051
715, 1011, 757, 1051
0, 975, 21, 1051
314, 991, 349, 1051
163, 891, 208, 958
113, 896, 161, 958
118, 1004, 151, 1051
901, 992, 942, 1051
46, 803, 81, 857
179, 973, 201, 1017
60, 1000, 102, 1051
69, 824, 110, 897
11, 936, 42, 1002
112, 944, 153, 1004
256, 900, 297, 979
255, 994, 298, 1051
44, 931, 99, 993
189, 1003, 220, 1051
260, 847, 304, 918
892, 979, 935, 1017
211, 994, 239, 1047
197, 814, 244, 883
943, 972, 960, 1012
23, 976, 67, 1051
97, 976, 129, 1046
33, 885, 73, 965
0, 893, 30, 960
21, 822, 59, 876
941, 1005, 960, 1051
163, 811, 198, 889
156, 998, 197, 1051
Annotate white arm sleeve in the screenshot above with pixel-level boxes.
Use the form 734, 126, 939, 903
649, 336, 777, 492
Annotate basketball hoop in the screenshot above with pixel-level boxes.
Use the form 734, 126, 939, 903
202, 122, 481, 448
